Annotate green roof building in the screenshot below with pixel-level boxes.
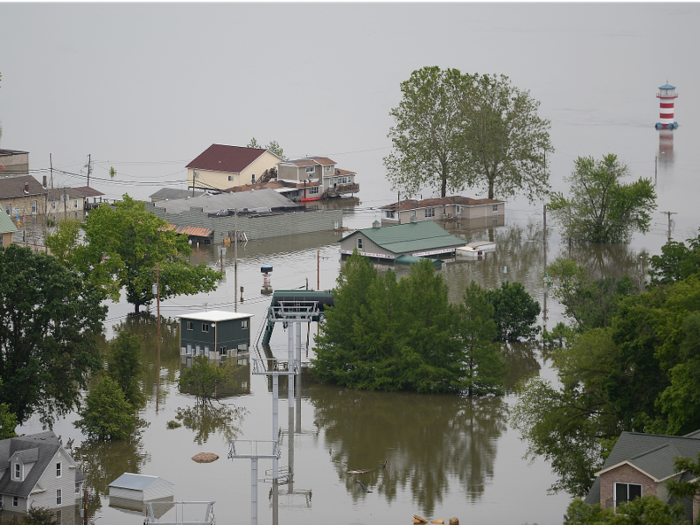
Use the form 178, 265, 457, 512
339, 220, 465, 260
0, 207, 18, 247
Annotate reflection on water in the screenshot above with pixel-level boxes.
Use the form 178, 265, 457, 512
503, 342, 541, 394
553, 241, 648, 282
175, 400, 248, 445
70, 436, 151, 513
309, 385, 506, 515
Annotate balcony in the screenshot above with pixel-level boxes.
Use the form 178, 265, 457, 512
323, 182, 360, 198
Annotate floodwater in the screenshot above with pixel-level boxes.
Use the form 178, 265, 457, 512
6, 3, 700, 524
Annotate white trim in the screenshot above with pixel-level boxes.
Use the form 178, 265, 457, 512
595, 460, 660, 482
340, 249, 395, 260
412, 248, 456, 257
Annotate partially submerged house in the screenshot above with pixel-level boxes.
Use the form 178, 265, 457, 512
584, 429, 700, 522
0, 175, 47, 227
339, 220, 465, 261
380, 196, 505, 225
276, 157, 359, 201
108, 473, 174, 519
47, 186, 105, 223
176, 310, 255, 359
0, 431, 85, 515
148, 188, 343, 244
186, 144, 283, 191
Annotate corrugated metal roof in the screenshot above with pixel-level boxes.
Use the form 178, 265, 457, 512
342, 221, 464, 255
0, 207, 18, 234
163, 224, 213, 238
175, 310, 254, 322
109, 473, 163, 491
153, 188, 298, 214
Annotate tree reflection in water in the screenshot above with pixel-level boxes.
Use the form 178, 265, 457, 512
309, 386, 506, 515
70, 435, 151, 512
175, 400, 248, 445
503, 341, 541, 394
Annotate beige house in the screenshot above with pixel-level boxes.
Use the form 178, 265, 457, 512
0, 175, 48, 227
584, 429, 700, 521
277, 157, 358, 201
186, 144, 284, 191
380, 196, 505, 225
47, 186, 105, 223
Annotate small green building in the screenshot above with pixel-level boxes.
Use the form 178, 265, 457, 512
176, 310, 254, 359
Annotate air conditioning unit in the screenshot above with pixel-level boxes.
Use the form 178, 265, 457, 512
228, 349, 237, 358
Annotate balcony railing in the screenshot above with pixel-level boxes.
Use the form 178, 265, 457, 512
324, 182, 360, 198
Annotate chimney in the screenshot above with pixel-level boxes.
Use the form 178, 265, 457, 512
43, 176, 47, 188
24, 182, 29, 193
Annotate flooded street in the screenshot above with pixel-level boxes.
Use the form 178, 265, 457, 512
5, 3, 700, 524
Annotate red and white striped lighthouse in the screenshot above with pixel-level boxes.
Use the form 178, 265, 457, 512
656, 83, 678, 129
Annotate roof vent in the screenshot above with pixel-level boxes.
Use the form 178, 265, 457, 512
410, 213, 418, 224
372, 220, 380, 229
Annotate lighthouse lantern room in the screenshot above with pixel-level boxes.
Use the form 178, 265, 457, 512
656, 83, 678, 129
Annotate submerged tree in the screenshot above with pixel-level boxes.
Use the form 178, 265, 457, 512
484, 280, 541, 341
179, 355, 241, 400
74, 376, 136, 440
384, 67, 553, 200
549, 154, 657, 244
106, 331, 145, 409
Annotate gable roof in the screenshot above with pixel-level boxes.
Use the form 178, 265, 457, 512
186, 144, 281, 173
48, 186, 105, 202
282, 156, 336, 167
0, 207, 18, 234
585, 429, 700, 504
341, 220, 465, 256
380, 196, 505, 211
0, 175, 46, 199
0, 431, 83, 498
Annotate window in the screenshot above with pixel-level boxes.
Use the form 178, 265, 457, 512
74, 199, 79, 208
325, 165, 333, 172
425, 208, 435, 218
195, 345, 201, 356
357, 238, 363, 250
52, 201, 56, 210
204, 346, 210, 355
241, 320, 249, 329
74, 212, 78, 219
187, 321, 193, 330
615, 483, 641, 506
56, 462, 62, 477
308, 186, 319, 194
238, 343, 248, 352
186, 344, 192, 355
228, 175, 234, 182
5, 204, 10, 215
31, 200, 38, 213
492, 204, 499, 212
305, 166, 315, 174
385, 211, 395, 219
12, 496, 18, 507
202, 323, 209, 333
14, 463, 21, 480
75, 482, 81, 494
56, 489, 62, 505
219, 346, 227, 355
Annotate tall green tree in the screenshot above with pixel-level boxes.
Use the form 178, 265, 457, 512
71, 195, 220, 313
384, 67, 553, 200
0, 379, 17, 438
455, 282, 507, 396
266, 140, 285, 160
549, 154, 657, 244
667, 452, 700, 509
106, 332, 145, 409
0, 245, 106, 426
648, 229, 700, 286
484, 280, 541, 341
74, 376, 136, 440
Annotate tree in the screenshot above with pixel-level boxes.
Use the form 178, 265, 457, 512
484, 280, 541, 341
667, 452, 700, 508
565, 496, 687, 525
384, 67, 553, 200
106, 332, 145, 409
549, 154, 657, 244
455, 282, 507, 396
648, 229, 700, 286
73, 195, 220, 313
247, 137, 262, 149
266, 140, 285, 160
0, 245, 106, 426
74, 376, 136, 440
19, 506, 60, 525
179, 355, 240, 400
44, 219, 82, 262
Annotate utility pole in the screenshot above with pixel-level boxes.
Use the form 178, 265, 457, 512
50, 153, 54, 190
397, 192, 401, 225
317, 250, 320, 290
63, 187, 67, 222
661, 211, 677, 242
234, 209, 238, 313
655, 155, 658, 186
86, 154, 92, 187
543, 203, 548, 326
83, 488, 89, 525
154, 264, 161, 413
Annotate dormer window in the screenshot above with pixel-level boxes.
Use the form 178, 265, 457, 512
14, 462, 21, 480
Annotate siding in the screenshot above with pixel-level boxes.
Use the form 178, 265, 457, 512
340, 234, 395, 259
147, 202, 343, 244
30, 450, 77, 508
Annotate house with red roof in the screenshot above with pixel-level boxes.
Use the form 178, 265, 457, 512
380, 196, 505, 225
186, 144, 284, 192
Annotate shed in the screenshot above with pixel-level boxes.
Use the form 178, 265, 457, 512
339, 220, 465, 260
176, 310, 254, 359
109, 473, 174, 502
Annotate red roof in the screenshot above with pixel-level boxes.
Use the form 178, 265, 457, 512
186, 144, 270, 173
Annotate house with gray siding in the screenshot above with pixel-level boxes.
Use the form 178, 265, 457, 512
277, 157, 359, 201
380, 196, 505, 225
0, 431, 85, 516
176, 310, 254, 359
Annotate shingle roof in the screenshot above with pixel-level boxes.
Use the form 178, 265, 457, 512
283, 157, 336, 167
48, 186, 104, 201
0, 207, 18, 234
186, 144, 280, 173
585, 430, 700, 504
153, 188, 299, 215
69, 186, 105, 198
0, 431, 83, 498
342, 221, 464, 256
0, 175, 46, 198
